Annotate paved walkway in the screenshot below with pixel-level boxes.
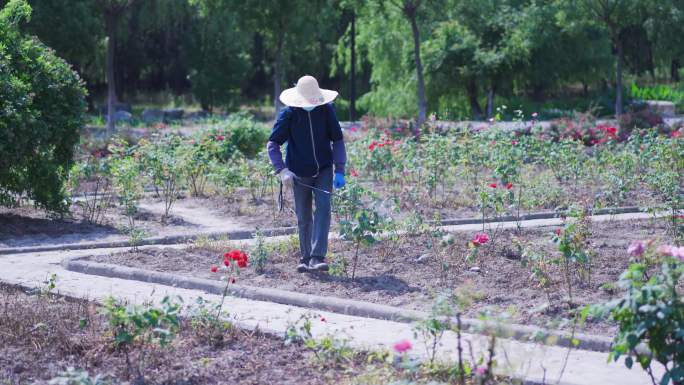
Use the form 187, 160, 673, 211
0, 209, 664, 255
0, 246, 662, 385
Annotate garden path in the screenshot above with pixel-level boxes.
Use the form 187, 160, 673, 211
0, 210, 664, 254
137, 198, 250, 232
0, 241, 664, 385
0, 198, 251, 249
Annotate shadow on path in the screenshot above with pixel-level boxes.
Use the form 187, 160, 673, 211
307, 271, 417, 295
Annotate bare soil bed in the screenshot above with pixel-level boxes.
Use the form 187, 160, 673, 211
0, 191, 289, 248
1, 284, 466, 385
87, 217, 673, 336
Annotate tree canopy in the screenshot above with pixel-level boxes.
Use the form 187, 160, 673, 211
3, 0, 684, 120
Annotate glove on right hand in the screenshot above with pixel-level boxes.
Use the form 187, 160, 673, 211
278, 168, 296, 188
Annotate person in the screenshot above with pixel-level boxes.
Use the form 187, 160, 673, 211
267, 75, 347, 272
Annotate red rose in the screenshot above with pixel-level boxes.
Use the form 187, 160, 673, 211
505, 182, 513, 190
555, 228, 562, 236
223, 259, 230, 267
227, 250, 249, 268
216, 135, 225, 141
368, 141, 378, 151
237, 257, 248, 268
489, 183, 497, 189
210, 265, 218, 273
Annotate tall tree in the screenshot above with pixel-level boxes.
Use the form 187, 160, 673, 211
232, 0, 320, 116
646, 0, 684, 82
185, 0, 250, 111
351, 1, 437, 122
424, 0, 534, 119
332, 0, 372, 121
521, 1, 612, 101
561, 0, 644, 116
22, 0, 100, 80
96, 0, 136, 135
390, 0, 428, 132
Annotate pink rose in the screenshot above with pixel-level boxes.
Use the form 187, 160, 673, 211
627, 241, 646, 257
393, 339, 412, 353
472, 232, 489, 246
656, 245, 684, 259
657, 245, 674, 256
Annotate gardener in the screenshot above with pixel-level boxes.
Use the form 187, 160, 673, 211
267, 75, 347, 273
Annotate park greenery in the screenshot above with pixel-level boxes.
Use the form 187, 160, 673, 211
1, 0, 683, 121
2, 0, 684, 383
2, 0, 684, 210
0, 0, 86, 212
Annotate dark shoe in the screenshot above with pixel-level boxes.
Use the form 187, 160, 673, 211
309, 257, 329, 271
296, 259, 310, 273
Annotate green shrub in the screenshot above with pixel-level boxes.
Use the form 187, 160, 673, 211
0, 0, 86, 213
68, 154, 113, 224
101, 296, 181, 383
108, 138, 144, 232
178, 136, 219, 197
591, 251, 684, 385
137, 135, 185, 222
629, 83, 684, 104
214, 112, 269, 160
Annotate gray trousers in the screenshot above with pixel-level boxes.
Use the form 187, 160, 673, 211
293, 166, 333, 261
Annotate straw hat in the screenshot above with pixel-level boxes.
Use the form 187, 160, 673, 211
279, 75, 338, 108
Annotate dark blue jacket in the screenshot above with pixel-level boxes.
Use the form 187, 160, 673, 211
268, 104, 345, 178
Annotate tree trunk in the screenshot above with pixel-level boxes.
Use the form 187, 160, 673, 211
615, 37, 624, 116
466, 78, 483, 120
485, 82, 496, 119
105, 13, 118, 136
408, 10, 426, 136
531, 83, 545, 102
671, 58, 681, 83
350, 11, 356, 121
274, 38, 284, 117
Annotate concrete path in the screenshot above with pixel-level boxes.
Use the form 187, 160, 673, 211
1, 209, 664, 255
442, 210, 662, 233
0, 247, 662, 385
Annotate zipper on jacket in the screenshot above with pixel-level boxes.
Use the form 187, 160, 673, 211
307, 111, 320, 178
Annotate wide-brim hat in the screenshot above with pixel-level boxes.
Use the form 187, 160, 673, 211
279, 75, 338, 108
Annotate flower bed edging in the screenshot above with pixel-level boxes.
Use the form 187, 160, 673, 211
1, 206, 647, 255
62, 255, 615, 353
0, 226, 297, 255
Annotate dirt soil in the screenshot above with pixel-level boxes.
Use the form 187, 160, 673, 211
0, 194, 262, 248
1, 284, 421, 385
0, 170, 656, 249
89, 217, 674, 336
